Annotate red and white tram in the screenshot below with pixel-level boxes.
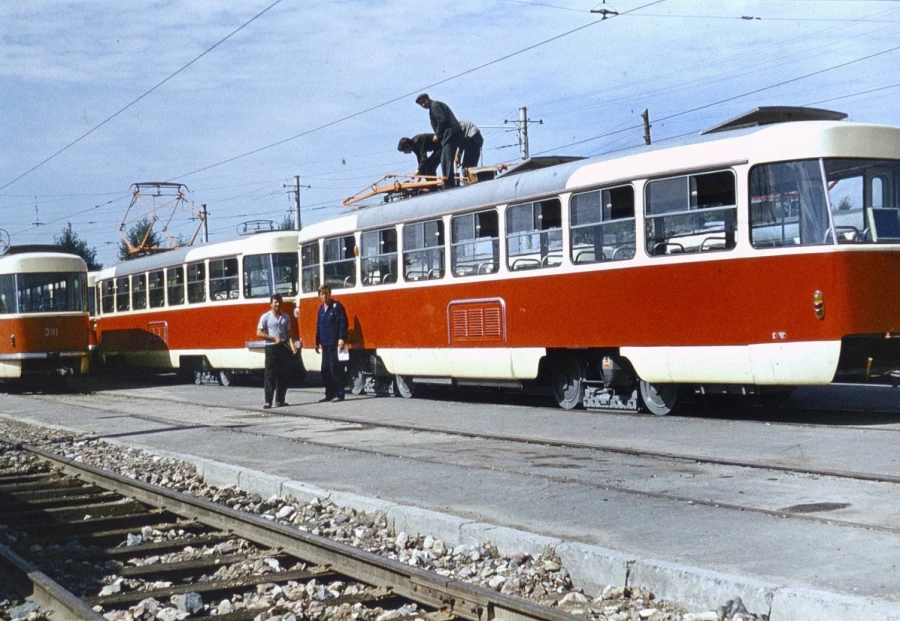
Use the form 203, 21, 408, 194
0, 246, 90, 382
295, 107, 900, 413
91, 231, 302, 384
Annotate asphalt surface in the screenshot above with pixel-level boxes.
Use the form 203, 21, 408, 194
1, 377, 898, 620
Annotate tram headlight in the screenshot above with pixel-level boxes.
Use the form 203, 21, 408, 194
10, 334, 14, 348
813, 290, 825, 320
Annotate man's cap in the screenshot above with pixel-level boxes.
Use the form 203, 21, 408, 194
415, 93, 429, 104
397, 137, 412, 151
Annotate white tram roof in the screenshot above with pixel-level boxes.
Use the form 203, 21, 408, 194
304, 108, 900, 237
96, 230, 300, 279
0, 247, 87, 275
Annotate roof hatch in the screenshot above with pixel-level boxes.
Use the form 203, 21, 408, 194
701, 106, 848, 135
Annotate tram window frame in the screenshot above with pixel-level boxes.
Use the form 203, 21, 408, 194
403, 219, 445, 281
323, 234, 356, 290
243, 254, 274, 299
361, 227, 398, 287
101, 279, 115, 314
209, 257, 239, 301
570, 185, 636, 264
645, 170, 737, 256
166, 266, 185, 306
749, 160, 830, 249
273, 252, 298, 296
148, 270, 165, 308
451, 209, 499, 277
301, 242, 321, 294
132, 273, 147, 310
187, 262, 206, 304
506, 198, 563, 271
115, 276, 130, 312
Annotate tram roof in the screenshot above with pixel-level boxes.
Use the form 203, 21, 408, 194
354, 122, 764, 231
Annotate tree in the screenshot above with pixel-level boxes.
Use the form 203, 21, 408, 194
118, 218, 164, 261
278, 213, 296, 231
55, 222, 102, 270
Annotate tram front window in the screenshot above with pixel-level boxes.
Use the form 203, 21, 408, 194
824, 158, 900, 243
10, 273, 87, 313
751, 158, 900, 248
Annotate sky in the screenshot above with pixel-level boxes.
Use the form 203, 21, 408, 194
1, 0, 898, 267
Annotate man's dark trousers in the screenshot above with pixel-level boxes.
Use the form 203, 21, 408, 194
321, 345, 345, 400
264, 344, 291, 404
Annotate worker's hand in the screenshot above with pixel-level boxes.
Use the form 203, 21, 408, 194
315, 345, 320, 354
432, 134, 439, 143
455, 155, 461, 167
338, 339, 345, 349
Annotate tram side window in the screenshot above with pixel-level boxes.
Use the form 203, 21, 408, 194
750, 161, 830, 248
209, 257, 239, 301
301, 242, 321, 293
101, 280, 115, 314
507, 199, 562, 271
187, 262, 206, 303
451, 210, 499, 277
115, 276, 130, 312
132, 274, 147, 310
570, 185, 636, 264
167, 266, 185, 306
645, 170, 736, 256
148, 270, 165, 308
273, 253, 298, 295
244, 255, 273, 299
403, 219, 444, 281
0, 275, 14, 314
361, 227, 398, 286
323, 235, 356, 289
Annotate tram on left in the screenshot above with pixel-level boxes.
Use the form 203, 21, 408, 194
0, 245, 91, 383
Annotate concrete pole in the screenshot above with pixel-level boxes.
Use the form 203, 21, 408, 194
519, 107, 529, 160
201, 204, 209, 243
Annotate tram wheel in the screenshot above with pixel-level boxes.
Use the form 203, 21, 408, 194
218, 370, 234, 387
394, 375, 416, 399
638, 380, 680, 416
551, 356, 584, 410
348, 357, 366, 395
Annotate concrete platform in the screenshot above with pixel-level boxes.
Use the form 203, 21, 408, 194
2, 381, 899, 620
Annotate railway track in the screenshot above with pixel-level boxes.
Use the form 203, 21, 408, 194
0, 442, 582, 621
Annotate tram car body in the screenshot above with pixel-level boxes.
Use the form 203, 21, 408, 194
295, 107, 900, 413
91, 231, 302, 384
0, 246, 90, 380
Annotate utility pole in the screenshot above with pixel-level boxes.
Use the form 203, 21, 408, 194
503, 107, 543, 160
201, 204, 209, 243
642, 109, 652, 145
284, 175, 310, 231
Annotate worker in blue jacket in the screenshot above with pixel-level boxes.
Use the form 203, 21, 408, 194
315, 285, 348, 402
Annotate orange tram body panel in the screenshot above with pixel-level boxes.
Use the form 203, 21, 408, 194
0, 247, 90, 381
294, 108, 900, 413
90, 231, 302, 385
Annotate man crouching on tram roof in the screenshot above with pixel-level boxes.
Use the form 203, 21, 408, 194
257, 293, 298, 409
315, 285, 349, 403
398, 134, 441, 179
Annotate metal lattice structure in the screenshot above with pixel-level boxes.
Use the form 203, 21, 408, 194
119, 182, 204, 255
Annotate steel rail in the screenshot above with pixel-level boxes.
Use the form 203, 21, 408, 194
0, 544, 105, 621
27, 444, 581, 621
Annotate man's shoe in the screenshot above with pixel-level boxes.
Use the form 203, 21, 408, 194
274, 402, 286, 407
318, 397, 331, 403
263, 403, 272, 409
330, 396, 344, 403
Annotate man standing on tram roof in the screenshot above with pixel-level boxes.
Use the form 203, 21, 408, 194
415, 93, 463, 188
257, 293, 297, 409
397, 134, 441, 179
315, 285, 348, 403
